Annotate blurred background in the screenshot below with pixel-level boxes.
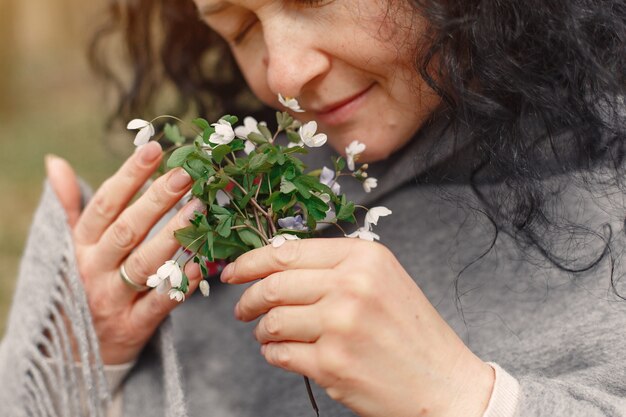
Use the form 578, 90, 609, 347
0, 0, 128, 335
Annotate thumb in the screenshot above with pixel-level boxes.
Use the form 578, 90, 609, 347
45, 154, 81, 228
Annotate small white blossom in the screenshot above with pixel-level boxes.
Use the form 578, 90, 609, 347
345, 140, 366, 171
234, 116, 262, 138
345, 227, 380, 241
287, 140, 304, 148
216, 189, 230, 207
147, 260, 183, 291
365, 206, 392, 229
269, 233, 301, 248
209, 119, 235, 145
363, 177, 378, 193
127, 119, 155, 146
243, 140, 256, 155
199, 280, 210, 297
319, 166, 341, 195
278, 94, 305, 113
298, 121, 327, 147
168, 288, 185, 302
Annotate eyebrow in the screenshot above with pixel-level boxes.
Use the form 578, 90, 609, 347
198, 1, 233, 16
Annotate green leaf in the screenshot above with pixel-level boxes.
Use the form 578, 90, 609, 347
258, 124, 273, 141
167, 145, 196, 169
280, 177, 297, 194
248, 153, 269, 171
211, 144, 232, 164
247, 132, 268, 145
210, 204, 231, 216
239, 184, 259, 209
287, 130, 301, 144
174, 225, 206, 253
337, 201, 355, 221
334, 156, 346, 172
223, 115, 239, 125
192, 118, 210, 130
237, 227, 264, 249
163, 123, 185, 145
215, 215, 233, 238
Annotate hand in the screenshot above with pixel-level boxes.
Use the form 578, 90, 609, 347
221, 239, 495, 417
45, 142, 204, 364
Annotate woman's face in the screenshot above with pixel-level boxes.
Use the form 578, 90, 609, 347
195, 0, 440, 162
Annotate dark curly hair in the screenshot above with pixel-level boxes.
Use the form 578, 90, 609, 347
90, 0, 626, 297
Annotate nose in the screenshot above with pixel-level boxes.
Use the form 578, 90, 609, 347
261, 21, 331, 99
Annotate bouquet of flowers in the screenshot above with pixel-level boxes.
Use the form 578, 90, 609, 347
126, 95, 391, 415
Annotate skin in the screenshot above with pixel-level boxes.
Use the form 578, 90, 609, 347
46, 0, 494, 416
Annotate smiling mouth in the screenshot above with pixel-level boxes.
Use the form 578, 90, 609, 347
313, 84, 375, 126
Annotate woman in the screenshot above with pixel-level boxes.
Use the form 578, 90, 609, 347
1, 0, 625, 416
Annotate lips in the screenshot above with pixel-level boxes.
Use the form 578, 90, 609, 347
311, 84, 375, 126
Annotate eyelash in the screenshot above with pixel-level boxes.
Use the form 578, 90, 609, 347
232, 0, 329, 45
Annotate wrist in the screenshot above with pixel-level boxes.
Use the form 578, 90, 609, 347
443, 349, 495, 417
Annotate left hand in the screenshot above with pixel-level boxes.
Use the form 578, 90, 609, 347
221, 238, 495, 417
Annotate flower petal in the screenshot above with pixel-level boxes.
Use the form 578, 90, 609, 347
134, 125, 154, 146
199, 280, 210, 297
127, 119, 149, 130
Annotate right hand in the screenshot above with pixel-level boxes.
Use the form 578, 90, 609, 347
45, 141, 204, 364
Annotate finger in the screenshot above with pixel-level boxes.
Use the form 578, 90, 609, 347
45, 154, 81, 227
254, 305, 322, 344
110, 198, 205, 303
129, 261, 203, 330
235, 269, 331, 322
74, 141, 163, 244
221, 238, 356, 284
93, 167, 193, 268
261, 342, 319, 380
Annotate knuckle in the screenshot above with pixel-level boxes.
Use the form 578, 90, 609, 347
273, 240, 301, 269
264, 310, 281, 336
326, 301, 360, 334
92, 184, 117, 220
262, 275, 282, 305
110, 217, 136, 250
127, 250, 152, 282
145, 180, 170, 209
271, 344, 291, 367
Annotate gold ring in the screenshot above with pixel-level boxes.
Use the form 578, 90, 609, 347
119, 263, 150, 292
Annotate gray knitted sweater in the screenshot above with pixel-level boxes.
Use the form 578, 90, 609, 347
1, 120, 626, 417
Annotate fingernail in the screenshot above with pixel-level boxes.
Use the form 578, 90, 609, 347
139, 141, 162, 164
260, 344, 267, 355
234, 302, 241, 319
183, 198, 205, 219
44, 154, 62, 175
168, 168, 192, 192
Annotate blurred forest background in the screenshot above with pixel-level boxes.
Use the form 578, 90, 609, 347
0, 0, 129, 334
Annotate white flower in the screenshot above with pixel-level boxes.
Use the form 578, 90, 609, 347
345, 227, 380, 241
364, 206, 392, 229
287, 140, 304, 148
199, 280, 210, 297
278, 94, 305, 113
127, 119, 155, 146
345, 140, 366, 171
319, 166, 341, 195
298, 121, 327, 147
209, 119, 235, 145
243, 140, 256, 155
216, 190, 230, 207
268, 233, 301, 248
234, 116, 262, 138
168, 288, 185, 302
363, 177, 378, 193
146, 260, 183, 291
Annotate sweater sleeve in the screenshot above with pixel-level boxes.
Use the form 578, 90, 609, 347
483, 363, 520, 417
